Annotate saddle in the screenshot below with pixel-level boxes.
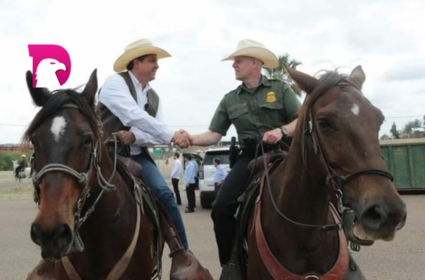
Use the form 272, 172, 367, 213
246, 150, 287, 177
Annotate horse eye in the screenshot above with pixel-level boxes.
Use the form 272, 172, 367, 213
83, 136, 93, 146
317, 118, 332, 131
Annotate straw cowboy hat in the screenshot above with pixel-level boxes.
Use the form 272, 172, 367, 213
113, 38, 171, 72
221, 39, 278, 68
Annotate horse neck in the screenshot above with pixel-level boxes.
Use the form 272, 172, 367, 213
260, 138, 339, 273
277, 144, 330, 225
74, 146, 138, 272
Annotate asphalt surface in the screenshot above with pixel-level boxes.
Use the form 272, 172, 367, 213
0, 181, 424, 279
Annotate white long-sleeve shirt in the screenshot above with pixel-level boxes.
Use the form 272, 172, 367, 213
170, 159, 182, 180
99, 71, 174, 155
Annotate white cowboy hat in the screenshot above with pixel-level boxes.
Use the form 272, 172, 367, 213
113, 38, 171, 72
221, 39, 278, 68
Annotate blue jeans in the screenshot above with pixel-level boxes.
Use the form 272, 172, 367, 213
132, 153, 188, 249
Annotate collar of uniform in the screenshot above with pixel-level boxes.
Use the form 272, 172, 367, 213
238, 75, 271, 94
260, 75, 272, 87
128, 71, 152, 94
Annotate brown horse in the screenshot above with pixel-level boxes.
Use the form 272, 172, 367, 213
24, 70, 158, 279
246, 66, 407, 279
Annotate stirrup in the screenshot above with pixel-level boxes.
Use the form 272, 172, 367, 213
219, 260, 243, 280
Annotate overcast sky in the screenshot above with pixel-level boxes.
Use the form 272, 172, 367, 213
0, 0, 424, 144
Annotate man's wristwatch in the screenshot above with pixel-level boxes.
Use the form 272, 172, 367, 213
280, 126, 289, 138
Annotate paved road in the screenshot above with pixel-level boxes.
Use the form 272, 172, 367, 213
0, 189, 424, 279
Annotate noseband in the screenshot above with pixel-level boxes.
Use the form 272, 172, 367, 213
31, 103, 118, 253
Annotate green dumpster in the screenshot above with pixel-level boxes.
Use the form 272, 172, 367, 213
380, 139, 425, 191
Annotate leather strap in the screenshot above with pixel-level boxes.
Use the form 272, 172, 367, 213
62, 256, 82, 280
254, 176, 349, 280
106, 187, 142, 280
61, 187, 142, 280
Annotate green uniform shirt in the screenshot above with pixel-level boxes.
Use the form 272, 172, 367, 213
209, 75, 301, 148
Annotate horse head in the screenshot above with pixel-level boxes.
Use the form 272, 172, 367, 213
286, 66, 406, 243
23, 69, 100, 259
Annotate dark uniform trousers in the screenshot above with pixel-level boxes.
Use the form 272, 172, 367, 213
186, 183, 197, 210
171, 178, 182, 205
211, 152, 254, 266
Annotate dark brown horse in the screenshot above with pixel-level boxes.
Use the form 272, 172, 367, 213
246, 66, 407, 279
24, 70, 157, 279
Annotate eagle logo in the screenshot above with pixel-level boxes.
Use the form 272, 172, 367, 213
35, 58, 67, 87
28, 44, 71, 88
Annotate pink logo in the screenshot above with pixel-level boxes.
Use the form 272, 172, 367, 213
28, 44, 71, 88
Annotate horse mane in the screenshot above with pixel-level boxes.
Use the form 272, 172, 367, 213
293, 70, 350, 168
21, 89, 101, 148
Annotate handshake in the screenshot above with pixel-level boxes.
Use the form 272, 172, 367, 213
172, 129, 193, 148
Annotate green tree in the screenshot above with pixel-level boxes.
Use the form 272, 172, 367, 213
390, 122, 400, 139
263, 54, 303, 97
0, 151, 23, 171
403, 119, 422, 134
380, 134, 391, 140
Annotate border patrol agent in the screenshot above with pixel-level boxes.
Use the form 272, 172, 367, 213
188, 39, 301, 267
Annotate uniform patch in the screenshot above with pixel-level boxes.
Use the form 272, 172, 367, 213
266, 91, 276, 103
228, 102, 247, 111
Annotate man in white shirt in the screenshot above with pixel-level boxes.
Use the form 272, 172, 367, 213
170, 152, 182, 205
98, 38, 190, 249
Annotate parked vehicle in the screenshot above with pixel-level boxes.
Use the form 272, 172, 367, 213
199, 148, 230, 208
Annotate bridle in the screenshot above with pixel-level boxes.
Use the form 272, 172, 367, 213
258, 81, 394, 247
31, 103, 119, 253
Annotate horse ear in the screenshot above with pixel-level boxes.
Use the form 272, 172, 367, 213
284, 65, 318, 95
82, 69, 98, 105
26, 71, 52, 106
349, 65, 366, 90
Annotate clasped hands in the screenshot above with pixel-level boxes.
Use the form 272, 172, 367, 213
116, 129, 193, 148
173, 129, 193, 148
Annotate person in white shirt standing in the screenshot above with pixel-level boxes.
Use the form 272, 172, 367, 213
170, 152, 182, 205
98, 38, 190, 249
213, 158, 228, 196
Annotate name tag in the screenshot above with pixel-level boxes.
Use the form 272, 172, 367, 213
228, 102, 247, 111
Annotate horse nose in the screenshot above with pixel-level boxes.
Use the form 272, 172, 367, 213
360, 201, 406, 231
31, 222, 73, 258
360, 204, 387, 230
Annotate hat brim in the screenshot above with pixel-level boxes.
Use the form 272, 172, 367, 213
114, 46, 171, 72
221, 47, 278, 68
